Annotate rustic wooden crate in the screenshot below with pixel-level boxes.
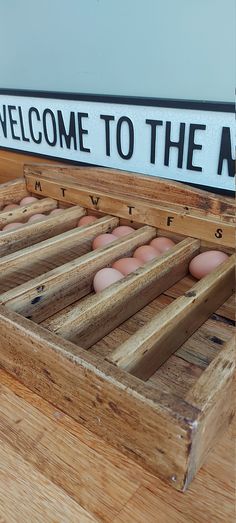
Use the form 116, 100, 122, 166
0, 164, 235, 491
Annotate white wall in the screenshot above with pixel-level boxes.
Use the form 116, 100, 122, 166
1, 0, 235, 101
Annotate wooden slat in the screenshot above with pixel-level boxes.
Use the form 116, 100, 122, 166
0, 216, 118, 292
0, 197, 57, 228
24, 163, 235, 217
148, 355, 203, 397
184, 336, 235, 490
0, 226, 156, 321
163, 274, 235, 321
24, 172, 235, 248
0, 205, 85, 256
108, 255, 235, 380
0, 177, 28, 206
176, 313, 234, 368
89, 292, 234, 368
45, 238, 200, 347
185, 336, 235, 409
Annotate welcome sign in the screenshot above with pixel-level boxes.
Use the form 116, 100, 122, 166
0, 90, 234, 191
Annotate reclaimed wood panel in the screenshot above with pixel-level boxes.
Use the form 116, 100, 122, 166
24, 171, 235, 247
108, 256, 235, 379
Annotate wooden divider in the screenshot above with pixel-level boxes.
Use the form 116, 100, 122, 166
45, 238, 200, 346
0, 226, 156, 321
186, 335, 235, 409
24, 164, 236, 217
184, 335, 235, 488
0, 198, 57, 227
0, 177, 29, 206
0, 216, 119, 292
24, 171, 235, 247
0, 205, 86, 256
108, 255, 235, 380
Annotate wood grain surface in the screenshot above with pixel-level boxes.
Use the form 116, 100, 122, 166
0, 152, 235, 521
24, 169, 235, 247
0, 369, 235, 523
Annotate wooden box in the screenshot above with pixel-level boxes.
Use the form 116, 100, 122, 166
0, 163, 235, 491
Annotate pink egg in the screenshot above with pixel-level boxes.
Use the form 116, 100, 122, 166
78, 215, 97, 226
50, 208, 64, 215
27, 214, 47, 223
93, 268, 124, 293
92, 233, 117, 250
2, 222, 24, 232
3, 204, 20, 211
20, 196, 39, 206
112, 257, 142, 275
189, 250, 229, 280
112, 226, 135, 237
150, 237, 175, 253
133, 245, 161, 264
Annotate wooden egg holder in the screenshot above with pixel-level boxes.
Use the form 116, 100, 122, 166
0, 163, 235, 491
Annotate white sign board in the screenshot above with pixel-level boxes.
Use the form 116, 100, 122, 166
0, 90, 234, 191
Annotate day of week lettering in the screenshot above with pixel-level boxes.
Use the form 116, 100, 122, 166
34, 180, 42, 191
128, 205, 135, 215
167, 216, 174, 226
215, 228, 223, 238
90, 195, 100, 206
61, 187, 67, 197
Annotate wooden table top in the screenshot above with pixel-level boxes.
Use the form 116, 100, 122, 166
0, 368, 234, 523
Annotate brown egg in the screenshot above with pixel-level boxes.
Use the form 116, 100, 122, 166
27, 214, 47, 223
92, 233, 117, 250
189, 250, 229, 280
3, 203, 20, 211
112, 257, 142, 275
133, 245, 161, 264
93, 268, 124, 292
112, 226, 135, 237
2, 222, 24, 232
150, 237, 175, 253
20, 196, 38, 206
50, 208, 64, 215
77, 215, 97, 226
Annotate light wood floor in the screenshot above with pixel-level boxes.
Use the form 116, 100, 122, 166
0, 368, 234, 523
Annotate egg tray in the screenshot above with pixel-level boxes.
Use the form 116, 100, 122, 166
0, 164, 235, 491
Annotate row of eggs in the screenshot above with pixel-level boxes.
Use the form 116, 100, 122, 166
0, 202, 228, 286
0, 196, 65, 232
76, 216, 229, 292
